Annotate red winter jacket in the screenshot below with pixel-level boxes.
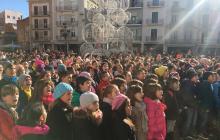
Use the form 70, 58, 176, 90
144, 97, 167, 140
0, 108, 17, 140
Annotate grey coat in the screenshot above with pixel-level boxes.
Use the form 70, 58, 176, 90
131, 102, 148, 140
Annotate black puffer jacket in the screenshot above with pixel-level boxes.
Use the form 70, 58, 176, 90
179, 79, 199, 108
46, 99, 73, 140
72, 108, 101, 140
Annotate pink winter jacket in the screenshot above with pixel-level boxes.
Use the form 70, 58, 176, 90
144, 97, 167, 140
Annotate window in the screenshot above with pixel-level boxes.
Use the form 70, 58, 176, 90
202, 15, 209, 27
71, 18, 75, 23
44, 31, 48, 36
7, 15, 10, 19
153, 0, 159, 6
43, 6, 48, 15
171, 15, 178, 24
34, 19, 38, 28
201, 33, 205, 43
184, 31, 192, 42
151, 29, 157, 41
35, 31, 39, 40
44, 19, 48, 28
13, 16, 16, 19
71, 31, 76, 37
131, 16, 137, 23
152, 12, 158, 23
173, 32, 178, 40
34, 6, 38, 15
218, 32, 220, 43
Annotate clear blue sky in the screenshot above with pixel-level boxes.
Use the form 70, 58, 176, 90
0, 0, 29, 18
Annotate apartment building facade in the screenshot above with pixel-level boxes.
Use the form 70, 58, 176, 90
0, 10, 22, 33
29, 0, 85, 51
28, 0, 220, 54
128, 0, 220, 54
29, 0, 52, 48
17, 17, 30, 48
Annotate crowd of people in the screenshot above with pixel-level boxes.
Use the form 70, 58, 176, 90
0, 49, 220, 140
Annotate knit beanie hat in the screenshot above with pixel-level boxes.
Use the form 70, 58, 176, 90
203, 71, 213, 81
58, 64, 67, 73
112, 94, 129, 111
53, 82, 73, 99
45, 65, 55, 72
80, 91, 99, 108
18, 74, 31, 87
186, 68, 197, 79
155, 66, 168, 77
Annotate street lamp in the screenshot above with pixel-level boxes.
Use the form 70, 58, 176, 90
61, 23, 70, 53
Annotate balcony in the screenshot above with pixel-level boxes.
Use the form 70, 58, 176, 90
32, 24, 50, 30
32, 11, 50, 16
146, 36, 163, 42
127, 20, 142, 26
171, 5, 185, 13
129, 1, 143, 8
56, 6, 78, 12
133, 36, 142, 41
33, 36, 49, 41
146, 19, 164, 26
56, 21, 78, 27
56, 35, 78, 41
147, 1, 165, 7
166, 39, 196, 44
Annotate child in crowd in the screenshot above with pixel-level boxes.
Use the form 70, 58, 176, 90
155, 66, 169, 90
0, 84, 19, 139
59, 70, 73, 85
144, 83, 167, 140
111, 77, 127, 94
46, 82, 73, 140
112, 94, 136, 140
127, 85, 147, 140
100, 84, 119, 140
97, 71, 111, 98
134, 69, 146, 82
72, 91, 103, 140
17, 102, 49, 140
164, 77, 181, 140
72, 76, 92, 106
125, 71, 133, 83
30, 80, 54, 111
17, 74, 33, 116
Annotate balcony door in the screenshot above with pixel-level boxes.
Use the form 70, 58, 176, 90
151, 29, 157, 41
152, 12, 158, 23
